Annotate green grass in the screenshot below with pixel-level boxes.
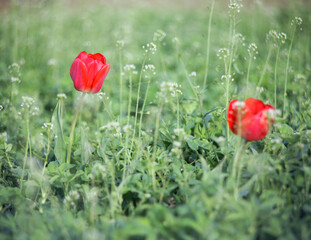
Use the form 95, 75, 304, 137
0, 0, 311, 239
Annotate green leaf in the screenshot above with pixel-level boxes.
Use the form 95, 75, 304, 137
51, 100, 66, 164
80, 127, 92, 167
183, 102, 197, 114
49, 175, 60, 184
186, 136, 199, 151
203, 108, 219, 131
58, 163, 74, 172
159, 127, 174, 143
46, 161, 59, 173
5, 143, 12, 152
279, 124, 294, 136
10, 167, 23, 177
68, 170, 84, 182
278, 123, 295, 142
24, 180, 39, 199
204, 113, 212, 130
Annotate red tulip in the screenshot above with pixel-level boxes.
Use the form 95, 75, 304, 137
227, 98, 275, 141
70, 51, 110, 93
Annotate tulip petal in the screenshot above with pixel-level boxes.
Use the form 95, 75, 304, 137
227, 98, 274, 141
78, 51, 88, 61
241, 113, 266, 141
85, 61, 98, 90
243, 98, 265, 119
90, 63, 110, 93
70, 58, 88, 92
227, 99, 238, 134
89, 53, 106, 64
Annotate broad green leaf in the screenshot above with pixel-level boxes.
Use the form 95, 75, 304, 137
186, 136, 199, 151
58, 163, 74, 172
5, 143, 12, 152
51, 100, 66, 164
279, 123, 294, 136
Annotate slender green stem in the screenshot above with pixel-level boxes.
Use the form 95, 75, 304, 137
152, 103, 163, 162
232, 140, 246, 200
10, 83, 14, 105
151, 103, 163, 191
283, 27, 296, 114
4, 149, 13, 169
127, 74, 133, 127
224, 58, 230, 152
179, 53, 203, 113
176, 95, 180, 129
66, 92, 86, 165
228, 12, 235, 79
203, 0, 215, 90
226, 8, 236, 155
34, 129, 51, 202
274, 47, 280, 109
174, 41, 196, 97
158, 43, 168, 80
43, 129, 51, 174
131, 56, 146, 149
196, 88, 204, 117
246, 58, 252, 96
28, 123, 32, 162
124, 73, 133, 165
256, 46, 272, 97
102, 98, 114, 121
179, 57, 196, 97
119, 48, 123, 121
231, 104, 245, 199
139, 76, 151, 138
20, 110, 30, 192
224, 59, 229, 105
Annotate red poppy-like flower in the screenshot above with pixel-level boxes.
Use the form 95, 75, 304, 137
227, 98, 275, 141
70, 51, 110, 93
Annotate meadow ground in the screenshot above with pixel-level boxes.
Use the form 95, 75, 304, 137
0, 0, 311, 239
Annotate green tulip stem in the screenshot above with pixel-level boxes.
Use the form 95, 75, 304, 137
66, 92, 86, 165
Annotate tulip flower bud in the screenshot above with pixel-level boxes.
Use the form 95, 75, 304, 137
227, 98, 275, 141
70, 51, 110, 93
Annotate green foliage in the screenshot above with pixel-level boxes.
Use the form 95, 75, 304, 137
51, 98, 66, 164
0, 0, 311, 239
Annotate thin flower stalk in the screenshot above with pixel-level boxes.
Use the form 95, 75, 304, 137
66, 92, 86, 165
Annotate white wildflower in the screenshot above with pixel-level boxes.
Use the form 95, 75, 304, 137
116, 40, 125, 48
42, 122, 54, 131
21, 96, 35, 108
153, 30, 166, 42
123, 124, 132, 133
189, 72, 197, 78
248, 43, 258, 59
142, 42, 157, 54
172, 37, 179, 45
217, 48, 230, 60
47, 58, 57, 66
124, 64, 136, 72
173, 128, 186, 137
8, 63, 21, 83
57, 93, 67, 100
292, 17, 302, 26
